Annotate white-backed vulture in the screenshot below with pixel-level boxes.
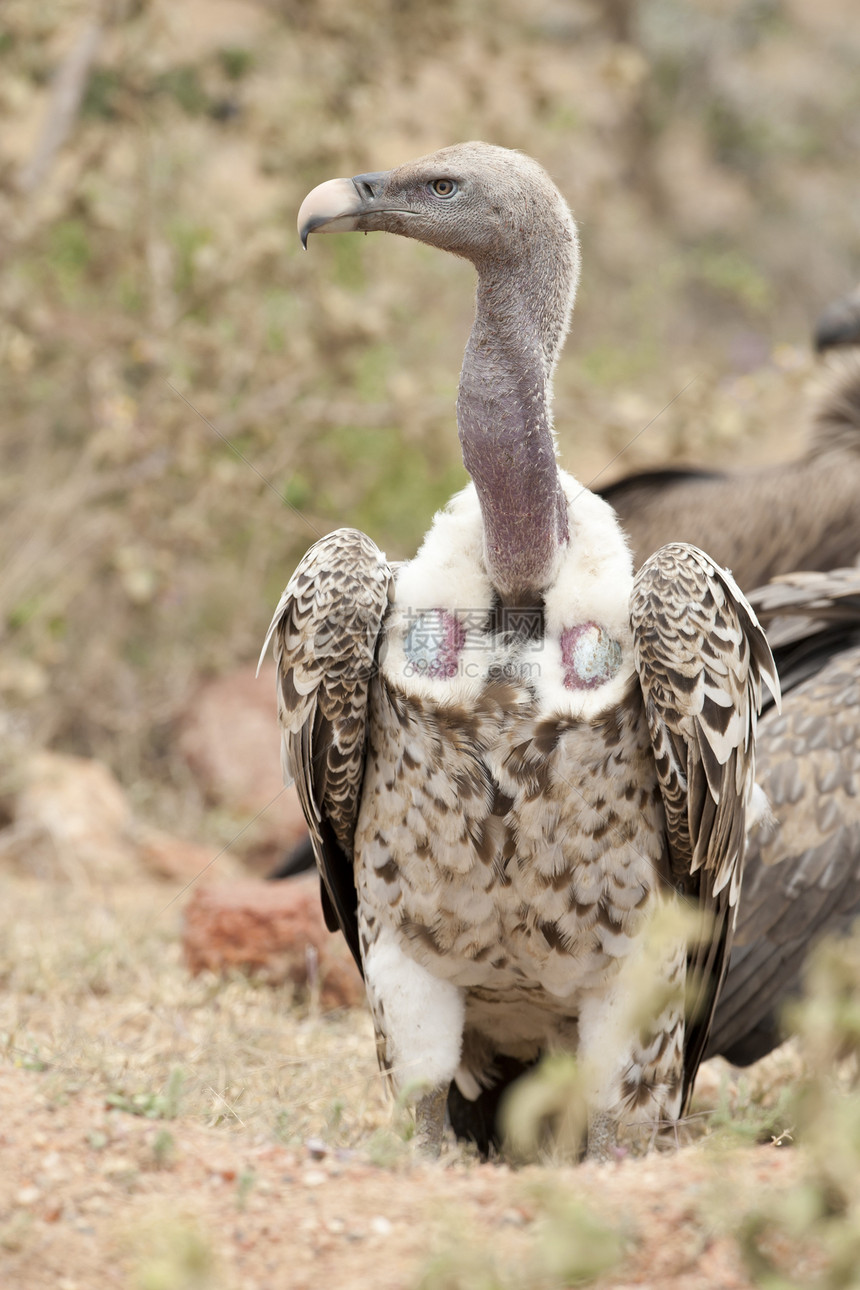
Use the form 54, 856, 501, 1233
261, 143, 777, 1158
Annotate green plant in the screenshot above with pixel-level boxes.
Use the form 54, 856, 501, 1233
107, 1067, 186, 1121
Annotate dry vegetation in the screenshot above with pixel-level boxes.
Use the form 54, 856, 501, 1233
2, 870, 860, 1289
2, 1, 860, 1286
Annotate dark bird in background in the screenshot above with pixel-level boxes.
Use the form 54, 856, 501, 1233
599, 362, 860, 587
813, 283, 860, 354
706, 566, 860, 1066
261, 143, 777, 1158
576, 285, 860, 1066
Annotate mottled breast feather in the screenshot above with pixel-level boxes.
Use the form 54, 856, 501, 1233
260, 527, 393, 969
629, 542, 780, 1097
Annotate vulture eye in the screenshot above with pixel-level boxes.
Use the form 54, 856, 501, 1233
430, 178, 458, 199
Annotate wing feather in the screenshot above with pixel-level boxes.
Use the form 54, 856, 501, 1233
259, 527, 393, 971
707, 560, 860, 1066
630, 543, 779, 1097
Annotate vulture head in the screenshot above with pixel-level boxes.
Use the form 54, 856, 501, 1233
298, 142, 580, 378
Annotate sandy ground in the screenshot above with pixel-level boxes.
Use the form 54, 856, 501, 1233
0, 1059, 804, 1290
0, 877, 823, 1290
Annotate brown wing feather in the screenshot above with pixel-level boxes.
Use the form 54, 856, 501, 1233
748, 566, 860, 647
260, 527, 393, 971
708, 622, 860, 1063
630, 543, 779, 1099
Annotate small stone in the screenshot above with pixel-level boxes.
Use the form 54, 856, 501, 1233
301, 1169, 327, 1188
305, 1137, 327, 1160
101, 1155, 135, 1177
0, 753, 136, 882
370, 1215, 392, 1237
16, 1186, 41, 1206
0, 749, 222, 885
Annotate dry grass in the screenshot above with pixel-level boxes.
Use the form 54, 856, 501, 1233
2, 865, 860, 1288
0, 864, 806, 1163
0, 873, 391, 1149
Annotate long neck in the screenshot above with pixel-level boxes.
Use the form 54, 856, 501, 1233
457, 258, 571, 605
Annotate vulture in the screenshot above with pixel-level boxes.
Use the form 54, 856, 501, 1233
597, 361, 860, 586
262, 142, 778, 1159
706, 566, 860, 1065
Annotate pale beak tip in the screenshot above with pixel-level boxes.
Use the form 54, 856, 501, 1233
297, 176, 365, 248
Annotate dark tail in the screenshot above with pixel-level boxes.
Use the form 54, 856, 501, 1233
267, 833, 316, 880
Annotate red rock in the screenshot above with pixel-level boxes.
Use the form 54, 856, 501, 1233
178, 663, 309, 869
182, 876, 364, 1010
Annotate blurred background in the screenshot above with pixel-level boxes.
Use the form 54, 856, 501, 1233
2, 0, 859, 853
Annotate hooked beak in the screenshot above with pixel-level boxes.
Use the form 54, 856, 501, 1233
297, 171, 389, 248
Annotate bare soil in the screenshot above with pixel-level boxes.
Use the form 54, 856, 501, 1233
0, 874, 808, 1290
0, 1061, 800, 1290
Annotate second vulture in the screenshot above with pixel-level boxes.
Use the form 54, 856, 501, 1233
599, 360, 860, 587
262, 143, 777, 1158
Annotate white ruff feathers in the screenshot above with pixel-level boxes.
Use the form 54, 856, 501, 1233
383, 471, 636, 719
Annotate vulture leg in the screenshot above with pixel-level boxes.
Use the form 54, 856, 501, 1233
576, 924, 687, 1160
586, 1111, 618, 1163
414, 1087, 449, 1158
362, 924, 465, 1152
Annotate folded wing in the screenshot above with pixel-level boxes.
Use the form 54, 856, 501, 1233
260, 527, 393, 970
630, 543, 779, 1097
